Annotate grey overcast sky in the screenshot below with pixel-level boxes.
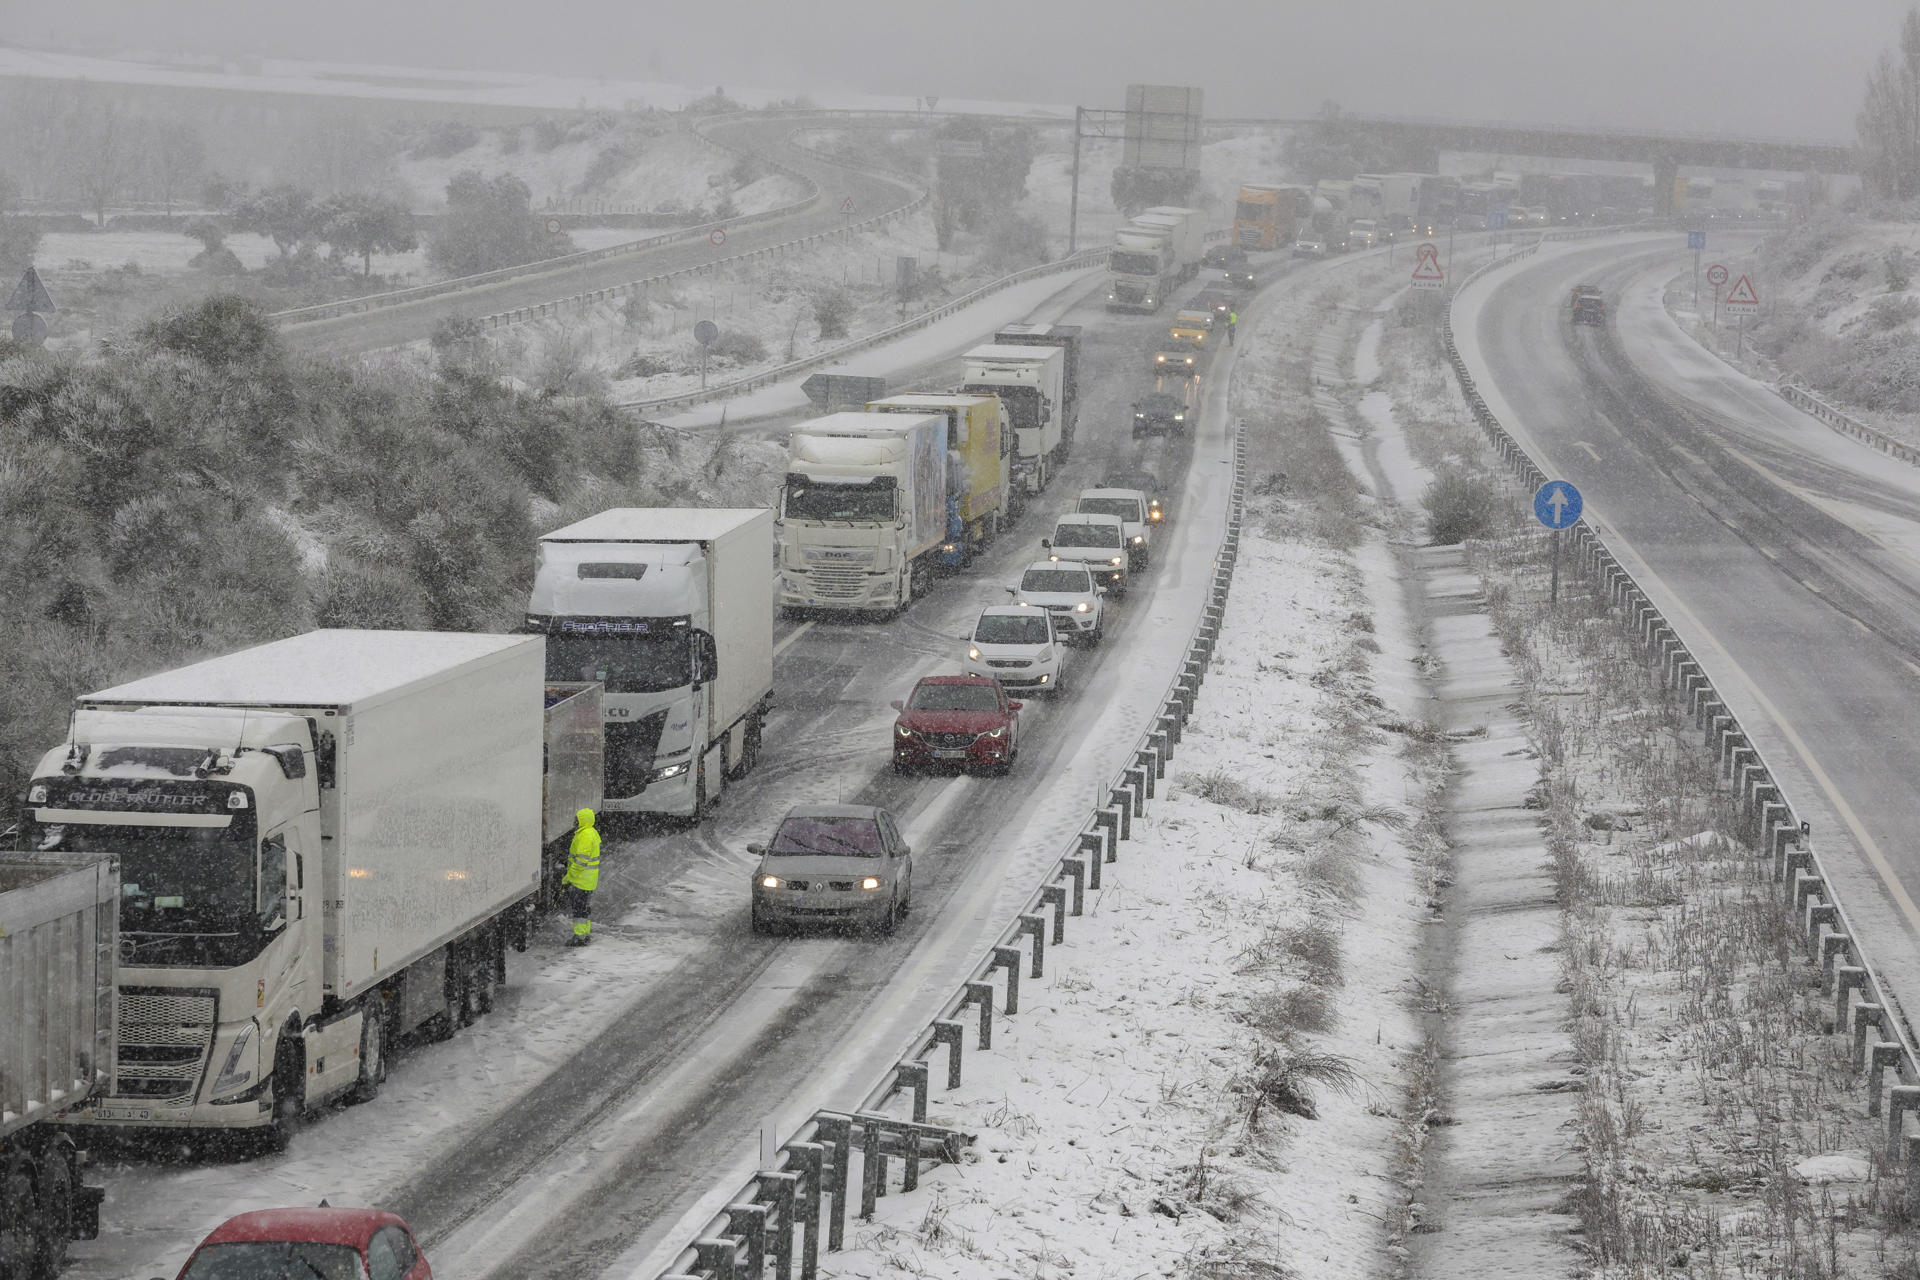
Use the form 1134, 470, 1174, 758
11, 0, 1908, 139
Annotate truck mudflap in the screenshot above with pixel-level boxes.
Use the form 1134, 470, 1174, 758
74, 1182, 104, 1239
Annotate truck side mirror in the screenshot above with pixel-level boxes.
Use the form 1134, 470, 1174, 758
693, 630, 719, 685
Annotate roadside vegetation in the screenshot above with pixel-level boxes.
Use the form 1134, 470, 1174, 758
0, 296, 778, 797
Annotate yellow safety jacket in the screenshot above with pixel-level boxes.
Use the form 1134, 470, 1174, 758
563, 809, 602, 891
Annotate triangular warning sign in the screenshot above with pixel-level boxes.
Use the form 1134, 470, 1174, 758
840, 197, 857, 215
1725, 274, 1760, 306
6, 266, 55, 314
1411, 244, 1444, 281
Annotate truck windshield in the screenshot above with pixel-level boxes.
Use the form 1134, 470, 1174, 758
784, 481, 896, 522
1110, 251, 1161, 276
966, 384, 1038, 433
546, 630, 692, 694
1236, 201, 1271, 222
26, 818, 261, 966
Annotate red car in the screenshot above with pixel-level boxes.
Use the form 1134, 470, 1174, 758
891, 675, 1022, 776
171, 1207, 431, 1280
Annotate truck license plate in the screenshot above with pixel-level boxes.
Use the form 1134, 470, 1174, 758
933, 749, 967, 760
93, 1107, 153, 1120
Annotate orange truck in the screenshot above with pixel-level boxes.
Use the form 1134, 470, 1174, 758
1233, 183, 1313, 250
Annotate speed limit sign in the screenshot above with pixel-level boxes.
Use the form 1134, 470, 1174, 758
545, 217, 562, 235
1705, 263, 1729, 288
710, 228, 727, 246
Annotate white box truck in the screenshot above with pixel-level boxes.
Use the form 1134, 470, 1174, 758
962, 344, 1066, 497
776, 413, 949, 617
33, 631, 554, 1149
1136, 206, 1205, 280
0, 853, 115, 1275
530, 508, 775, 820
1106, 221, 1176, 312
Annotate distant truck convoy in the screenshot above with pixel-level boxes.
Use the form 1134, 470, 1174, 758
531, 508, 774, 818
33, 630, 587, 1149
0, 853, 115, 1276
962, 343, 1068, 496
778, 411, 952, 616
1232, 184, 1312, 250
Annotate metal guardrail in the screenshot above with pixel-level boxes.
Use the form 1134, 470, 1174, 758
653, 425, 1250, 1280
615, 248, 1108, 415
1775, 383, 1920, 467
270, 112, 912, 327
1442, 229, 1920, 1194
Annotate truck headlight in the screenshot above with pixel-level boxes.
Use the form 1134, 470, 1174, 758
1132, 535, 1144, 544
210, 1021, 258, 1101
1110, 557, 1124, 566
27, 784, 47, 804
649, 761, 691, 782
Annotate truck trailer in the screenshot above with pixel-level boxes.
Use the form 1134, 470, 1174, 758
530, 508, 774, 819
34, 631, 559, 1150
868, 394, 1011, 566
962, 343, 1066, 497
777, 413, 950, 617
0, 853, 114, 1277
1135, 207, 1205, 280
991, 324, 1082, 459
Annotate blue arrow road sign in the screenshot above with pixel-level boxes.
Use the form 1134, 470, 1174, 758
1688, 230, 1707, 251
1533, 480, 1583, 529
1486, 207, 1507, 230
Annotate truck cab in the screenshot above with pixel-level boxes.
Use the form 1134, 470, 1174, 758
1044, 513, 1129, 594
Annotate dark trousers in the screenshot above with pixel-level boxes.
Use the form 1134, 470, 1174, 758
566, 884, 594, 938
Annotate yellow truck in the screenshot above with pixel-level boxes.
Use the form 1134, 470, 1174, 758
868, 393, 1014, 566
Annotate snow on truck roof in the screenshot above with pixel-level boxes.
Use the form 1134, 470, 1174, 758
965, 344, 1062, 363
83, 630, 537, 709
540, 507, 770, 543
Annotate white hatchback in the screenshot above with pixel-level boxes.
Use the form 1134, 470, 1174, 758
1008, 560, 1106, 645
964, 604, 1069, 695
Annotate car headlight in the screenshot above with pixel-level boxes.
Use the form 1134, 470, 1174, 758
1132, 535, 1144, 544
967, 645, 981, 660
760, 875, 782, 890
1048, 555, 1060, 562
1174, 413, 1185, 420
1149, 510, 1163, 521
210, 1021, 258, 1101
861, 877, 882, 891
983, 726, 1005, 739
895, 723, 916, 738
1075, 601, 1091, 612
1110, 557, 1124, 566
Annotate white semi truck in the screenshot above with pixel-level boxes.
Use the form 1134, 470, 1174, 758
962, 344, 1066, 497
777, 412, 949, 616
1136, 206, 1205, 278
530, 508, 775, 820
31, 631, 566, 1151
1106, 221, 1177, 312
0, 853, 114, 1277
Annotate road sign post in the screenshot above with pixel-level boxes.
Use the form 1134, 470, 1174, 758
1533, 480, 1584, 604
1722, 274, 1761, 358
694, 318, 718, 390
1688, 230, 1707, 309
1706, 264, 1728, 328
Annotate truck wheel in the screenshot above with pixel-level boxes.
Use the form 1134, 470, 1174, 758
431, 964, 466, 1041
691, 757, 709, 821
33, 1149, 74, 1280
0, 1157, 36, 1280
348, 1001, 389, 1104
263, 1050, 302, 1155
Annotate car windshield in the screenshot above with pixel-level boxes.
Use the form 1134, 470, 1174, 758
1053, 522, 1120, 548
1021, 568, 1092, 593
181, 1241, 366, 1280
976, 613, 1051, 644
1177, 313, 1211, 327
768, 816, 883, 857
1080, 497, 1142, 522
909, 683, 1002, 712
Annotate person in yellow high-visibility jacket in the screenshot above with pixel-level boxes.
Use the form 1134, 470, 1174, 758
563, 808, 601, 946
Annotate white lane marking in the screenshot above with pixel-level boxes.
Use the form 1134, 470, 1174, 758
773, 620, 816, 657
1576, 441, 1602, 462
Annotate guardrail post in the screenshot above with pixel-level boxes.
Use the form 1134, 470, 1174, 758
1871, 1045, 1905, 1116
1093, 808, 1120, 858
1077, 829, 1105, 887
895, 1060, 930, 1123
1039, 883, 1068, 944
1062, 858, 1086, 916
757, 1171, 798, 1280
1017, 913, 1048, 977
1125, 766, 1149, 811
1157, 711, 1182, 748
694, 1238, 739, 1280
1833, 966, 1868, 1032
1890, 1086, 1920, 1159
929, 1018, 966, 1089
961, 982, 994, 1049
990, 945, 1023, 1014
1107, 792, 1133, 841
856, 1112, 886, 1217
785, 1141, 823, 1280
727, 1203, 768, 1278
1135, 751, 1159, 797
1147, 734, 1169, 776
817, 1112, 852, 1252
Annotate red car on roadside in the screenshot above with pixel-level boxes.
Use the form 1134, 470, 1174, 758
891, 675, 1022, 776
169, 1207, 432, 1280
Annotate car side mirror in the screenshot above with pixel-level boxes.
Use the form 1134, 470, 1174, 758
899, 844, 912, 857
890, 699, 905, 711
1008, 701, 1024, 711
1004, 585, 1018, 597
1096, 586, 1108, 596
1040, 538, 1052, 550
747, 843, 765, 855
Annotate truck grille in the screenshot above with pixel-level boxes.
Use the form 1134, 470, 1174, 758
111, 989, 216, 1103
807, 566, 867, 600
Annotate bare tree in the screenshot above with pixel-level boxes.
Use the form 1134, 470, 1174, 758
72, 98, 129, 227
150, 119, 207, 221
1857, 8, 1920, 200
